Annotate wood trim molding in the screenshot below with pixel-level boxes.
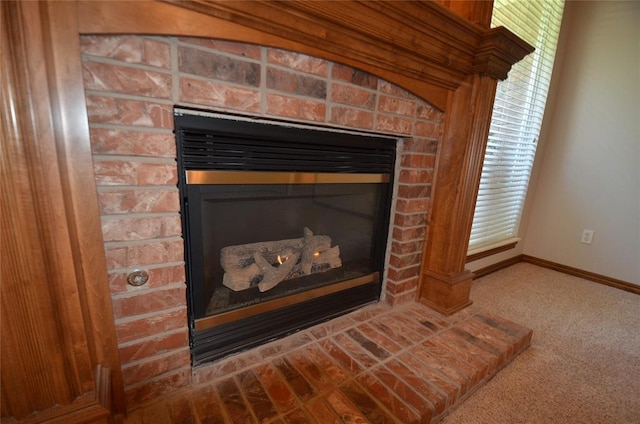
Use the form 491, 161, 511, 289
521, 255, 640, 295
472, 255, 524, 279
467, 241, 519, 262
470, 254, 639, 296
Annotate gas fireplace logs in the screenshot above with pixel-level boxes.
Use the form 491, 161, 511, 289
220, 227, 342, 292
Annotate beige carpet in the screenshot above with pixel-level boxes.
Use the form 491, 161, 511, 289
440, 262, 640, 424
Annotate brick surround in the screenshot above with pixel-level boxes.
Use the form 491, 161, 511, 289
80, 35, 444, 407
123, 302, 532, 423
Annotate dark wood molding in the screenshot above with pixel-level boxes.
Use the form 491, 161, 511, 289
467, 241, 519, 262
472, 255, 524, 279
470, 254, 639, 296
1, 1, 124, 420
417, 74, 498, 314
521, 255, 640, 295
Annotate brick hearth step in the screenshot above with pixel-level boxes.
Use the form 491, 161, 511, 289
123, 302, 532, 423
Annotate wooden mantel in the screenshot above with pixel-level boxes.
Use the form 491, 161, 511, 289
2, 0, 532, 421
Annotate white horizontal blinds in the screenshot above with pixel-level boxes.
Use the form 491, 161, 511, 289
469, 0, 565, 252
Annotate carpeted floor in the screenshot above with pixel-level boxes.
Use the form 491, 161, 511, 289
440, 262, 640, 424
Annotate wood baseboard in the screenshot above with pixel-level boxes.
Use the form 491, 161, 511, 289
471, 255, 523, 279
520, 255, 640, 295
470, 254, 640, 295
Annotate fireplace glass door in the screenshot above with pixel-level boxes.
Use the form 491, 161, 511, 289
175, 110, 396, 363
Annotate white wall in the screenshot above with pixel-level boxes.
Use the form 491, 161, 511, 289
468, 0, 640, 285
521, 0, 640, 284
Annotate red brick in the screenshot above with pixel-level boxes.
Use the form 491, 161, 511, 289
85, 95, 173, 128
180, 77, 261, 112
287, 350, 335, 394
267, 93, 325, 122
166, 393, 198, 424
137, 162, 178, 185
376, 114, 413, 134
378, 95, 416, 117
378, 80, 413, 98
403, 137, 439, 154
384, 289, 417, 307
386, 358, 448, 416
392, 225, 426, 241
268, 49, 329, 76
390, 239, 424, 256
329, 106, 374, 130
93, 160, 137, 185
180, 38, 262, 59
333, 333, 378, 369
125, 367, 191, 408
393, 212, 427, 228
89, 128, 176, 157
118, 329, 189, 363
179, 45, 260, 86
318, 339, 364, 376
331, 64, 377, 89
324, 389, 370, 423
273, 356, 316, 402
115, 307, 187, 344
98, 189, 179, 214
385, 277, 419, 295
414, 120, 442, 138
398, 351, 461, 408
389, 252, 422, 269
284, 408, 317, 424
105, 239, 184, 270
356, 323, 402, 354
236, 369, 280, 423
192, 349, 262, 385
267, 67, 326, 98
192, 384, 228, 424
253, 363, 298, 414
305, 398, 342, 424
387, 265, 420, 282
398, 169, 434, 184
371, 365, 434, 421
101, 215, 181, 242
80, 36, 170, 68
112, 285, 186, 319
216, 377, 255, 423
121, 347, 191, 386
356, 373, 421, 424
395, 198, 431, 214
416, 104, 444, 120
397, 184, 432, 199
83, 61, 172, 98
303, 344, 349, 385
330, 83, 376, 109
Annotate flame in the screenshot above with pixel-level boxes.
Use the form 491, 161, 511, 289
277, 255, 284, 265
313, 251, 320, 258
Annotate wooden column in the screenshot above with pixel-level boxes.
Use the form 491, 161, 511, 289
417, 28, 534, 315
418, 74, 498, 314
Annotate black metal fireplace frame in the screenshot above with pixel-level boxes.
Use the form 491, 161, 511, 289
174, 108, 397, 364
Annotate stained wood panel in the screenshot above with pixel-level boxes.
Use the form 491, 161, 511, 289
1, 1, 121, 421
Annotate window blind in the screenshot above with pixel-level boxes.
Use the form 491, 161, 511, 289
468, 0, 565, 253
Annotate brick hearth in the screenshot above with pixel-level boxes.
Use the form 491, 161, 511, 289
122, 302, 532, 423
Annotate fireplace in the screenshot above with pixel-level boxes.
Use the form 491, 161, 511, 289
175, 110, 397, 364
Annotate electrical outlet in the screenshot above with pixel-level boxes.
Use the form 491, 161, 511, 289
581, 229, 594, 245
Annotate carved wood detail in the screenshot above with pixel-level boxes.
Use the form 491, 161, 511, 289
1, 1, 124, 421
1, 0, 532, 419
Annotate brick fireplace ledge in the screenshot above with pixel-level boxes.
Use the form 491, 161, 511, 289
122, 302, 532, 423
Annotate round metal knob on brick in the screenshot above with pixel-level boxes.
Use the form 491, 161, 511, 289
127, 269, 149, 287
